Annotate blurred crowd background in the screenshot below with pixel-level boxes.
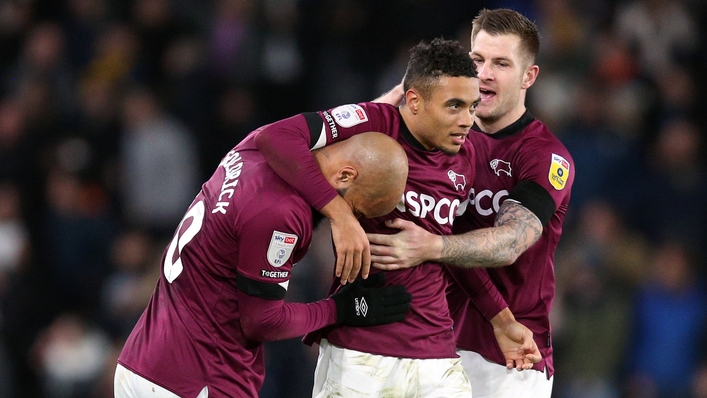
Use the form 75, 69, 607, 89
0, 0, 706, 397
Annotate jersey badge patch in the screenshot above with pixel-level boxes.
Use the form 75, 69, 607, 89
490, 159, 512, 176
330, 104, 368, 128
549, 153, 570, 190
267, 231, 298, 267
447, 170, 467, 191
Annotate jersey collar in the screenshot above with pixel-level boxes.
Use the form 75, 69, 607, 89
399, 110, 430, 151
472, 110, 535, 139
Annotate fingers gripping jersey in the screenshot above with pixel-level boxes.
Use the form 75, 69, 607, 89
117, 140, 337, 397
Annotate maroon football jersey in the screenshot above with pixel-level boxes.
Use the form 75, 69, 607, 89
117, 136, 338, 397
257, 102, 476, 359
447, 112, 574, 377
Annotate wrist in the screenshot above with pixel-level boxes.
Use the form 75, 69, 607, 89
430, 235, 444, 261
489, 307, 514, 330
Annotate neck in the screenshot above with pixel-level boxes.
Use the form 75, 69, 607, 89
476, 104, 527, 134
399, 105, 430, 149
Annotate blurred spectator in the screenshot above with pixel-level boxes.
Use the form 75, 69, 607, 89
71, 77, 122, 191
205, 84, 262, 171
624, 240, 707, 398
553, 199, 648, 398
208, 0, 260, 84
0, 1, 35, 77
119, 85, 199, 238
3, 21, 76, 119
0, 182, 28, 396
130, 0, 182, 84
82, 23, 141, 88
615, 0, 699, 77
61, 0, 109, 72
100, 228, 159, 340
0, 99, 35, 189
29, 313, 111, 398
41, 164, 116, 317
0, 181, 29, 287
620, 117, 707, 255
160, 35, 211, 129
558, 80, 643, 210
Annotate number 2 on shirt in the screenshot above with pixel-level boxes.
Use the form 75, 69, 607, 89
163, 200, 205, 283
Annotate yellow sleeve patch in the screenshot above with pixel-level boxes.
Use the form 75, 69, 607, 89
548, 153, 570, 190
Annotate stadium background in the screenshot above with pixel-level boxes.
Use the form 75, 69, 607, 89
0, 0, 706, 397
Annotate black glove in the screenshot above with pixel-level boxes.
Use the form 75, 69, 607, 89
331, 273, 412, 327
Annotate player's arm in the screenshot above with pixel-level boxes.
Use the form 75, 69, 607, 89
370, 180, 551, 269
253, 113, 369, 284
438, 197, 544, 267
237, 287, 335, 342
237, 274, 411, 342
236, 207, 411, 342
373, 82, 404, 106
490, 307, 542, 370
446, 266, 540, 370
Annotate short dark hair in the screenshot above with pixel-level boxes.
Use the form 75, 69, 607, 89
403, 37, 477, 100
471, 8, 540, 65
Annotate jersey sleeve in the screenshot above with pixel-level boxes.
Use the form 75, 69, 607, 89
238, 292, 337, 342
253, 103, 398, 210
235, 200, 309, 295
445, 265, 508, 321
235, 202, 338, 341
512, 137, 574, 214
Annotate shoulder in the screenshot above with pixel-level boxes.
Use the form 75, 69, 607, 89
239, 190, 313, 240
356, 102, 400, 121
521, 120, 573, 163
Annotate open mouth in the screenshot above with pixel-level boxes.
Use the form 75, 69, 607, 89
451, 133, 467, 145
480, 88, 496, 101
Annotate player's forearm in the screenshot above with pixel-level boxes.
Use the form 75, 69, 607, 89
240, 296, 337, 342
439, 201, 542, 268
254, 115, 338, 210
439, 226, 519, 267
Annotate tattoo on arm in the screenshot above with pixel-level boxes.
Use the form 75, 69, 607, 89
439, 201, 543, 268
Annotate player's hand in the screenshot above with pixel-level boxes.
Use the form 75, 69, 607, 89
331, 273, 412, 327
321, 196, 371, 284
493, 318, 542, 371
329, 211, 370, 284
372, 81, 404, 106
368, 218, 442, 270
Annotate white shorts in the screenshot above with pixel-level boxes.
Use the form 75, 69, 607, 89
458, 350, 553, 398
312, 339, 472, 397
114, 363, 209, 398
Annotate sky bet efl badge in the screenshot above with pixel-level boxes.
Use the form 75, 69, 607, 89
549, 153, 570, 190
330, 104, 368, 128
267, 231, 298, 267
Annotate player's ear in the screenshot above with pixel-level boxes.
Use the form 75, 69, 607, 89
522, 64, 539, 89
334, 166, 357, 189
405, 89, 420, 114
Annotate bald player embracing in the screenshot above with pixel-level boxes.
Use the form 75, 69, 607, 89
114, 131, 411, 397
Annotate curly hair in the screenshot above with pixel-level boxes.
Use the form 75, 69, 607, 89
403, 37, 477, 100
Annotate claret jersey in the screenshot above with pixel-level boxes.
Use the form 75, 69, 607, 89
118, 132, 337, 397
257, 102, 476, 359
446, 111, 574, 377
